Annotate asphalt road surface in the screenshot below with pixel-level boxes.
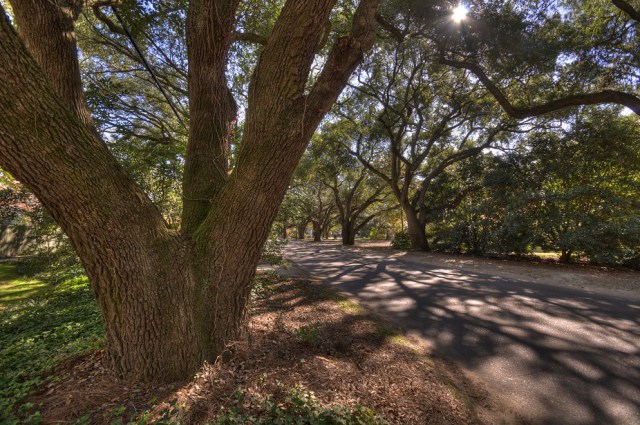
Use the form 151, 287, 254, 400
284, 240, 640, 425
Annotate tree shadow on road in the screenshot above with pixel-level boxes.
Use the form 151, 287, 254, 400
288, 245, 640, 425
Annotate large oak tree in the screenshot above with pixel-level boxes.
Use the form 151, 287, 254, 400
0, 0, 380, 381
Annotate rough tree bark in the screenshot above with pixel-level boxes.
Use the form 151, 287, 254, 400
0, 0, 380, 381
9, 0, 97, 134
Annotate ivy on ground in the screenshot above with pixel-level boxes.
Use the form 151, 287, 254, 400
0, 266, 103, 423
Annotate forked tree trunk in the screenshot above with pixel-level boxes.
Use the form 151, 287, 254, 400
0, 0, 380, 381
405, 207, 430, 251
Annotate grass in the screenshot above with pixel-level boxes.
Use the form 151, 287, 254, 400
0, 264, 52, 310
0, 263, 103, 423
531, 251, 560, 260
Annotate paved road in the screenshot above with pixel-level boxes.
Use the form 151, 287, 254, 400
284, 241, 640, 425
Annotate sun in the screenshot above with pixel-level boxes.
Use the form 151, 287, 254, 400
452, 4, 469, 23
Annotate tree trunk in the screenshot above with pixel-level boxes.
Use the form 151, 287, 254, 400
341, 221, 356, 245
297, 224, 307, 240
405, 208, 430, 251
312, 221, 322, 242
560, 249, 573, 263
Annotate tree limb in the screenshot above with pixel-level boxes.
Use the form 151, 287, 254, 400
90, 1, 126, 35
375, 12, 404, 43
305, 0, 381, 134
612, 0, 640, 22
439, 54, 640, 117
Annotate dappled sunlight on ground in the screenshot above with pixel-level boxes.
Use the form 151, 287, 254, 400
286, 240, 640, 425
0, 263, 50, 309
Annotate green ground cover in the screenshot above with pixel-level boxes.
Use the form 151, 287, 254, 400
0, 263, 103, 423
0, 264, 52, 310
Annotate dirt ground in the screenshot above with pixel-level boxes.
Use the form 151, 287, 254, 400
350, 241, 640, 298
22, 273, 509, 424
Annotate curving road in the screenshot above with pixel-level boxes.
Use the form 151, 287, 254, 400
284, 240, 640, 425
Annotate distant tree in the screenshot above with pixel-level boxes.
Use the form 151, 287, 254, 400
311, 128, 395, 245
341, 38, 520, 250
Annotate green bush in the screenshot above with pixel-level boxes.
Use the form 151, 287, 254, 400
390, 231, 411, 249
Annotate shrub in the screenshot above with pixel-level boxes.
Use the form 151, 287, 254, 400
390, 231, 411, 249
294, 323, 321, 345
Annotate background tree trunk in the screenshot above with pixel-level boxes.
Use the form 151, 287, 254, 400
341, 219, 356, 245
405, 207, 430, 251
312, 221, 322, 242
560, 249, 573, 263
297, 224, 307, 239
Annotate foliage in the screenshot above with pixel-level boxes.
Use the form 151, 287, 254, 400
0, 267, 103, 423
260, 238, 287, 266
77, 11, 187, 227
215, 385, 388, 425
391, 231, 412, 250
0, 173, 83, 282
0, 264, 50, 309
13, 206, 83, 284
251, 271, 284, 300
431, 108, 640, 266
294, 322, 322, 345
0, 170, 35, 228
430, 0, 639, 117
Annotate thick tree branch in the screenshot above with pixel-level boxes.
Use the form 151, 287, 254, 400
375, 12, 405, 43
305, 0, 381, 133
612, 0, 640, 22
439, 55, 640, 117
233, 31, 268, 45
91, 1, 126, 35
10, 0, 98, 133
347, 143, 393, 187
182, 0, 240, 234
